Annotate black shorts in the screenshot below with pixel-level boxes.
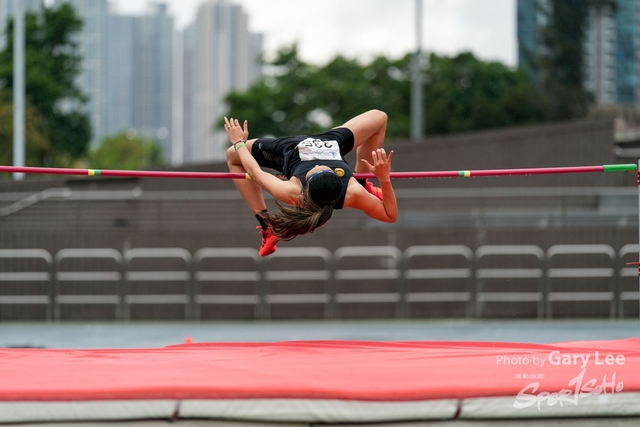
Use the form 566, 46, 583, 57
251, 127, 355, 173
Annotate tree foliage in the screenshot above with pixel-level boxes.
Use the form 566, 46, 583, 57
425, 52, 547, 134
222, 45, 548, 140
0, 3, 91, 166
0, 90, 49, 170
222, 45, 411, 139
88, 132, 162, 171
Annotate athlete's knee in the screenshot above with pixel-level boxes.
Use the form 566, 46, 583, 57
368, 109, 387, 127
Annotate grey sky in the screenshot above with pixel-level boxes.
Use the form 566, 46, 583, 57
107, 0, 517, 66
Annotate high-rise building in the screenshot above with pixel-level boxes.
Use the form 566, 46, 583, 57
103, 12, 135, 140
171, 25, 184, 166
583, 4, 619, 105
614, 0, 637, 105
0, 0, 45, 50
516, 0, 544, 78
181, 24, 197, 163
183, 0, 262, 163
54, 0, 110, 146
128, 3, 174, 161
517, 0, 639, 107
54, 0, 174, 161
8, 0, 259, 165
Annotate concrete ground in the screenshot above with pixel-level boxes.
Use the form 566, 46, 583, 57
0, 319, 638, 349
7, 417, 640, 426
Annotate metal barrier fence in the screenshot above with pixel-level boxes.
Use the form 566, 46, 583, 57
0, 244, 637, 321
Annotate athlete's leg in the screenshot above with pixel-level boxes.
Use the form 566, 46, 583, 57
226, 138, 267, 214
338, 109, 388, 173
227, 138, 281, 256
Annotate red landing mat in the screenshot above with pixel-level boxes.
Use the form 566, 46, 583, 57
0, 339, 640, 401
0, 339, 638, 402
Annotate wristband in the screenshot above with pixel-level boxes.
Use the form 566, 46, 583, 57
234, 142, 246, 151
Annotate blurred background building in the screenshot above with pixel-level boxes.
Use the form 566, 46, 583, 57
105, 2, 174, 162
40, 0, 262, 164
182, 0, 262, 163
0, 0, 44, 49
53, 0, 110, 151
517, 0, 638, 107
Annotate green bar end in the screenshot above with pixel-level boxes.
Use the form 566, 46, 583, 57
603, 164, 637, 173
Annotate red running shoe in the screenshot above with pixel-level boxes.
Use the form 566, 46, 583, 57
257, 226, 279, 257
364, 180, 383, 201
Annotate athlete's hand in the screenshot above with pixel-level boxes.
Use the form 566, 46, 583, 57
360, 148, 394, 182
224, 117, 249, 144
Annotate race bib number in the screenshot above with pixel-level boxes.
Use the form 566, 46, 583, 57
297, 138, 340, 161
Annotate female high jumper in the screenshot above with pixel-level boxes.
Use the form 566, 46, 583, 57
224, 109, 397, 256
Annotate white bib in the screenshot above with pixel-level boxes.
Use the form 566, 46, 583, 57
297, 138, 341, 161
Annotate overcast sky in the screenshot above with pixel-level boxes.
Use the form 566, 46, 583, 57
108, 0, 517, 66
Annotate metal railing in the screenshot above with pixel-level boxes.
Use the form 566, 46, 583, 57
0, 249, 53, 319
475, 245, 545, 318
54, 248, 123, 321
0, 244, 637, 321
194, 248, 263, 319
546, 245, 617, 318
403, 245, 474, 317
124, 248, 192, 320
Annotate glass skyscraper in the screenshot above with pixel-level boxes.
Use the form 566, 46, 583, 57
183, 0, 262, 163
5, 0, 262, 165
516, 0, 539, 77
54, 0, 110, 147
615, 0, 637, 105
54, 0, 174, 161
517, 0, 639, 107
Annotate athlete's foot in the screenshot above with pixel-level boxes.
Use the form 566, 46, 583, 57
364, 180, 383, 201
257, 226, 279, 256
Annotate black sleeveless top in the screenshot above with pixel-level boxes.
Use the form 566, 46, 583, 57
253, 128, 355, 209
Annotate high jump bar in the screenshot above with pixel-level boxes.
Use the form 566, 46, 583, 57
0, 164, 636, 180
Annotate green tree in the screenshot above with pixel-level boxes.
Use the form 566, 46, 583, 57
222, 44, 411, 139
89, 132, 162, 170
0, 3, 91, 166
222, 45, 547, 140
0, 90, 49, 172
425, 52, 548, 134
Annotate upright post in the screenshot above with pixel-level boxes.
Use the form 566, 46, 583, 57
172, 29, 184, 167
13, 0, 25, 180
410, 0, 423, 142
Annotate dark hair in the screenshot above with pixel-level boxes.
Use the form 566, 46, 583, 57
258, 186, 336, 241
307, 172, 342, 207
